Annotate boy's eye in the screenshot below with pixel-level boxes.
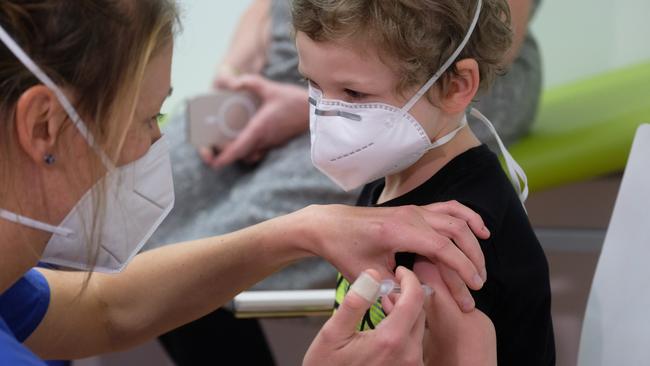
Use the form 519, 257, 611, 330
344, 89, 367, 100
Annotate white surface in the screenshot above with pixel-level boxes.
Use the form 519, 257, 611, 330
233, 289, 335, 313
531, 0, 650, 88
577, 124, 650, 366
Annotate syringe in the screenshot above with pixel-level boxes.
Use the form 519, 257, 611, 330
378, 279, 434, 297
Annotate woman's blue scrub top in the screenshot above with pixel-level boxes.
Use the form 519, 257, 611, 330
0, 269, 50, 365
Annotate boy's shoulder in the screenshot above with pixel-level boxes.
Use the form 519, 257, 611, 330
361, 145, 521, 230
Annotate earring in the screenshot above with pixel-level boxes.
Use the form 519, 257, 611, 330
44, 154, 56, 165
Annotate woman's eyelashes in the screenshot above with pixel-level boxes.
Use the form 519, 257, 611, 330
147, 113, 166, 128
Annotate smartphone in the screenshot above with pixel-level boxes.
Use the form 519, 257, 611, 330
186, 90, 259, 150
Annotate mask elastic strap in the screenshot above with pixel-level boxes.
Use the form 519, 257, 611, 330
402, 0, 483, 112
425, 117, 468, 150
470, 108, 529, 203
0, 209, 74, 237
0, 24, 114, 170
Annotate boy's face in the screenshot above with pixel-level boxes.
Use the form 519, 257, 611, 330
296, 31, 443, 138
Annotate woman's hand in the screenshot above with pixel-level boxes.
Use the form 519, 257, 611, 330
300, 201, 490, 312
304, 267, 426, 366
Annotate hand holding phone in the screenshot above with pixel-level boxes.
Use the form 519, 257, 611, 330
186, 90, 259, 150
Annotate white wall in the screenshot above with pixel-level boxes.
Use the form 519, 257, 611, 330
531, 0, 650, 87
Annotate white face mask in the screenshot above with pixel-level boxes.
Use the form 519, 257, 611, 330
0, 25, 175, 273
308, 0, 528, 202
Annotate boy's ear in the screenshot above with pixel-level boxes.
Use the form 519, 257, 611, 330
436, 58, 480, 114
14, 85, 67, 166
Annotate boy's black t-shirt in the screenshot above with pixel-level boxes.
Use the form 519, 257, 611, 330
356, 144, 555, 366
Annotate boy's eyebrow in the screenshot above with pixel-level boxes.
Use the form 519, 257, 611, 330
298, 66, 372, 90
335, 77, 372, 90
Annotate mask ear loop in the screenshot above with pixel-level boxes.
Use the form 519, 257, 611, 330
425, 117, 469, 150
0, 24, 115, 171
401, 0, 483, 113
470, 108, 529, 204
0, 209, 74, 237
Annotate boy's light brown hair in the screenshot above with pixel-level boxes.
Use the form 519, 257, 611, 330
292, 0, 512, 97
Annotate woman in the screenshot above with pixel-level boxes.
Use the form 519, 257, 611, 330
0, 1, 490, 364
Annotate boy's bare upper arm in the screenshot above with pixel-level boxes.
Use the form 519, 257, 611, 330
413, 258, 497, 366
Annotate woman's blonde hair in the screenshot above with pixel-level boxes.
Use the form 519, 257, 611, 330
292, 0, 512, 97
0, 0, 179, 270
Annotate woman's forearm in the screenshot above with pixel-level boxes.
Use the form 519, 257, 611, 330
27, 207, 314, 359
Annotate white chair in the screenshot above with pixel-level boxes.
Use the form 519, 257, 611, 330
578, 124, 650, 365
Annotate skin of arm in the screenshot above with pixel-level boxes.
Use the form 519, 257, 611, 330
26, 207, 311, 359
413, 258, 497, 366
23, 201, 490, 359
217, 0, 271, 76
503, 0, 534, 66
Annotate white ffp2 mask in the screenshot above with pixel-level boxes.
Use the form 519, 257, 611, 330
309, 86, 467, 192
0, 24, 175, 273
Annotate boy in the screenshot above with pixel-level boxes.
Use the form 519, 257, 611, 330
293, 0, 555, 365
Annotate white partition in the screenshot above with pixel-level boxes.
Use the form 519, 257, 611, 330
578, 124, 650, 365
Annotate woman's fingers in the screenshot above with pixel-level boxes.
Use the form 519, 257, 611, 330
422, 200, 490, 240
322, 270, 381, 340
408, 229, 484, 292
378, 267, 426, 335
417, 207, 487, 283
439, 263, 476, 312
304, 267, 427, 366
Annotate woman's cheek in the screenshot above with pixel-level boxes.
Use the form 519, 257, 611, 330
116, 128, 151, 166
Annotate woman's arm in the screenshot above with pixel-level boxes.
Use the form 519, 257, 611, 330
26, 206, 308, 359
25, 202, 490, 359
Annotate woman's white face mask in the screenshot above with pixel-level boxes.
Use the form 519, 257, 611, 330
0, 25, 175, 273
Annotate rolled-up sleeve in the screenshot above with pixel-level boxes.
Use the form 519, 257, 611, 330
0, 269, 51, 342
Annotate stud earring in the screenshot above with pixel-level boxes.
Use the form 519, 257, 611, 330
44, 154, 56, 165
